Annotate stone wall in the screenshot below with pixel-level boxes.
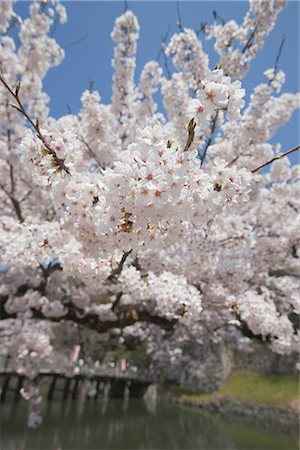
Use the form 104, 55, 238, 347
176, 343, 234, 393
163, 339, 298, 393
170, 396, 299, 431
233, 341, 299, 375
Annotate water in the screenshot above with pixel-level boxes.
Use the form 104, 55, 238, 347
1, 398, 298, 450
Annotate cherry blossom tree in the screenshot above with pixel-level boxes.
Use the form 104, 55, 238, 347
0, 0, 299, 427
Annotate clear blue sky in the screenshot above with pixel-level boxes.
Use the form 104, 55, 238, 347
14, 1, 300, 163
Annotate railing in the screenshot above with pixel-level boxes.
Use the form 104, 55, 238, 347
0, 356, 156, 384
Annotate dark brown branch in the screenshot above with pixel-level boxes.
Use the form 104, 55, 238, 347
268, 34, 285, 86
162, 47, 172, 80
251, 145, 300, 174
38, 262, 62, 295
156, 23, 172, 62
0, 297, 178, 333
79, 136, 104, 173
241, 25, 258, 55
212, 9, 225, 26
200, 111, 218, 166
268, 268, 300, 279
19, 189, 33, 203
107, 250, 132, 282
195, 22, 207, 37
241, 3, 269, 56
0, 181, 24, 223
228, 151, 252, 167
0, 75, 70, 175
111, 292, 123, 311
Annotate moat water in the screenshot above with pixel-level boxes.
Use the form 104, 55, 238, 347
1, 398, 298, 450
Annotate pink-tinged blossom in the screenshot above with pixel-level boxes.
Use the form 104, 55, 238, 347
187, 99, 209, 126
0, 2, 299, 428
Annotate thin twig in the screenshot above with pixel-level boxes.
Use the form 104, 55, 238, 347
228, 151, 252, 167
0, 75, 70, 175
268, 34, 285, 86
161, 47, 172, 80
176, 1, 184, 31
0, 182, 24, 222
195, 22, 207, 37
156, 24, 172, 62
212, 9, 225, 26
79, 136, 104, 173
156, 24, 172, 80
241, 3, 269, 56
251, 145, 300, 174
200, 112, 218, 166
241, 25, 258, 55
63, 33, 89, 50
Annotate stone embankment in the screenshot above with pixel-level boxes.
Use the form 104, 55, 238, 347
165, 369, 299, 431
169, 395, 299, 430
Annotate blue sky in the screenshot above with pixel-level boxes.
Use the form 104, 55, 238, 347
14, 1, 299, 163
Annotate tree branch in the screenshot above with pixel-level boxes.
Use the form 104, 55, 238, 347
251, 145, 300, 174
38, 262, 62, 295
0, 181, 24, 223
0, 75, 71, 175
0, 296, 178, 333
79, 136, 104, 173
176, 0, 184, 32
200, 111, 218, 165
107, 250, 132, 282
268, 34, 285, 86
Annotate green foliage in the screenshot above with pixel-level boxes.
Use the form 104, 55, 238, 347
172, 370, 299, 408
111, 342, 148, 365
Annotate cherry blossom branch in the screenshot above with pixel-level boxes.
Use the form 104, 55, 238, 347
63, 33, 89, 50
107, 249, 132, 281
268, 34, 285, 86
156, 24, 172, 63
176, 0, 184, 32
79, 136, 104, 173
195, 22, 207, 37
241, 24, 258, 55
38, 262, 62, 295
0, 180, 24, 223
251, 145, 300, 174
200, 111, 218, 165
161, 49, 172, 80
0, 108, 25, 222
0, 75, 71, 175
240, 3, 271, 57
228, 151, 252, 167
0, 297, 178, 333
212, 9, 225, 26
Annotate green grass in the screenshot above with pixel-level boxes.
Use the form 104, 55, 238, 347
171, 370, 299, 408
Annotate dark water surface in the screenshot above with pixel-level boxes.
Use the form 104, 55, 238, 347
1, 398, 298, 450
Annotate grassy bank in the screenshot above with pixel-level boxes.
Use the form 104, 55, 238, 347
168, 369, 299, 410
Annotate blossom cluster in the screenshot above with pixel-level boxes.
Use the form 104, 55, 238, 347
188, 68, 245, 126
207, 0, 287, 78
237, 289, 299, 355
0, 1, 299, 425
